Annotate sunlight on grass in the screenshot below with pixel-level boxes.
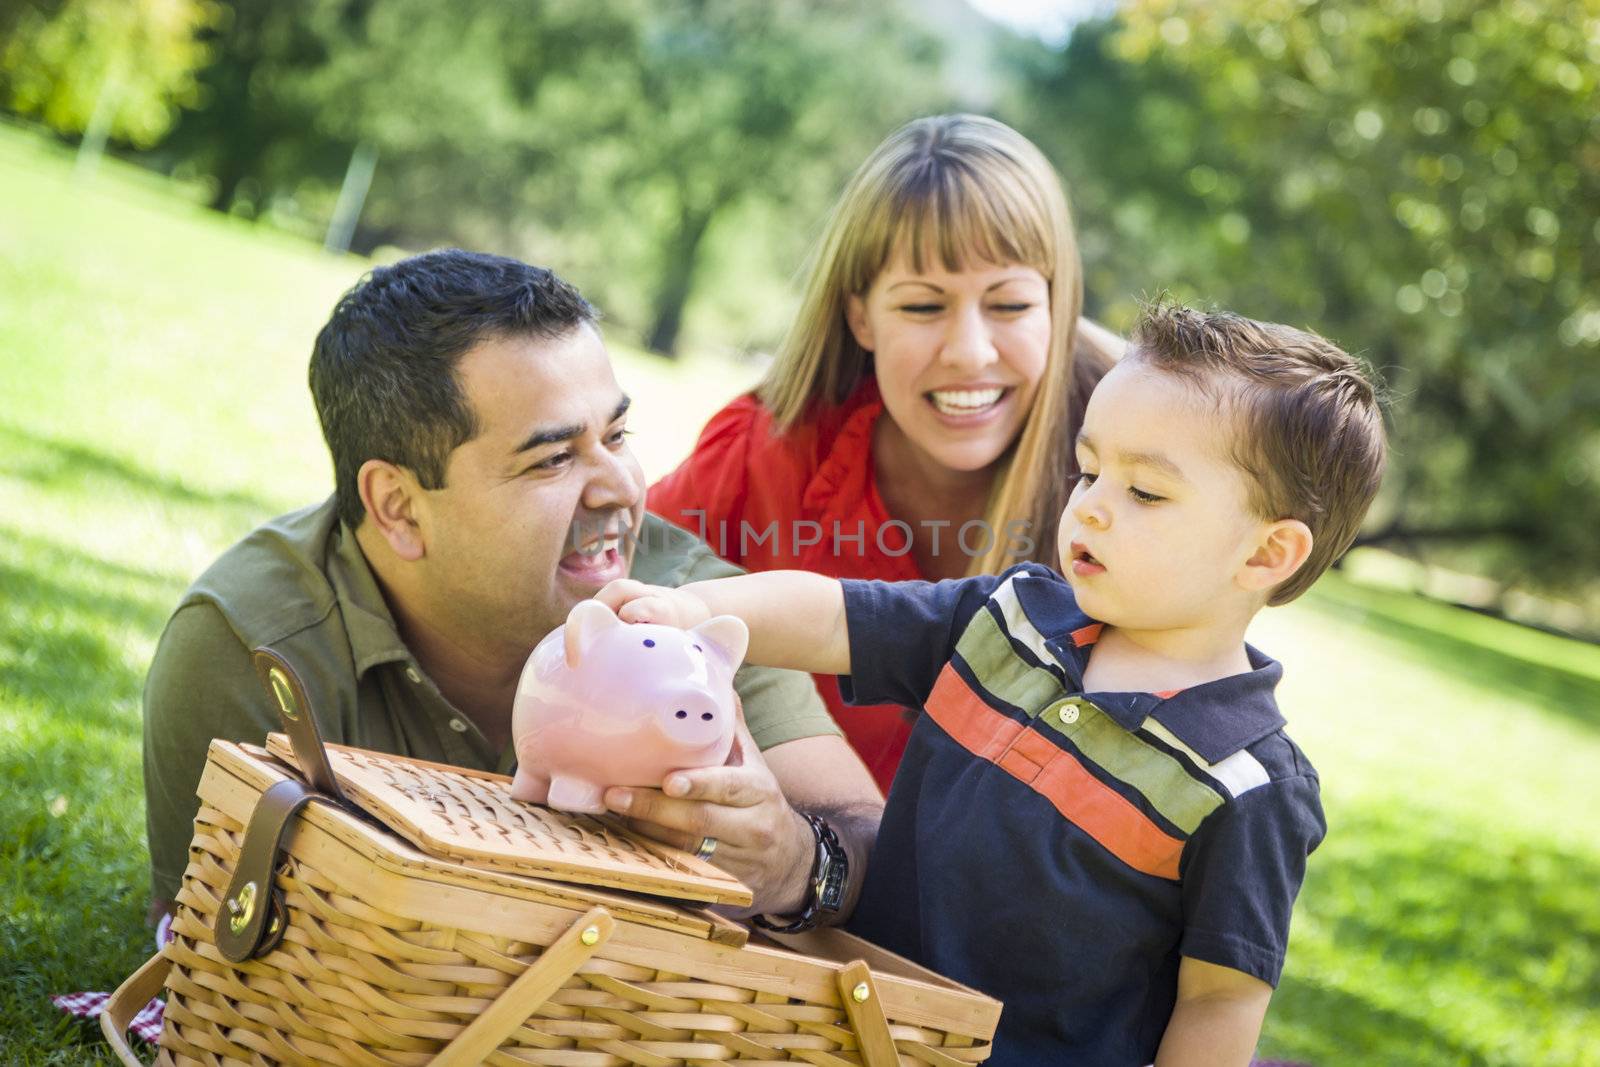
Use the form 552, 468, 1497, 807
2, 122, 1596, 1064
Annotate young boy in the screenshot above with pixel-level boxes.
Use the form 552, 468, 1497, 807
600, 303, 1386, 1066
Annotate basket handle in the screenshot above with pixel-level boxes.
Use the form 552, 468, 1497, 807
837, 959, 899, 1066
431, 906, 616, 1065
99, 949, 171, 1066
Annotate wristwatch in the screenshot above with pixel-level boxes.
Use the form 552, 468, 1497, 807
751, 813, 848, 934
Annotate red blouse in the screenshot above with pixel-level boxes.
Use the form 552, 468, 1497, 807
648, 377, 924, 795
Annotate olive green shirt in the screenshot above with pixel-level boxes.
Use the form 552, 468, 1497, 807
142, 498, 838, 905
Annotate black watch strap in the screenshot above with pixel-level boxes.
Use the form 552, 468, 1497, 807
752, 813, 848, 934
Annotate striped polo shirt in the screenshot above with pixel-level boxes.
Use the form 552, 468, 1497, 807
840, 563, 1325, 1066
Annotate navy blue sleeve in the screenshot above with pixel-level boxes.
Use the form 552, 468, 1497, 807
1178, 774, 1326, 986
839, 564, 1049, 709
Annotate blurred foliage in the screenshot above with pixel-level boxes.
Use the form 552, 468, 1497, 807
0, 0, 218, 146
3, 0, 1595, 599
148, 0, 951, 356
1011, 0, 1600, 596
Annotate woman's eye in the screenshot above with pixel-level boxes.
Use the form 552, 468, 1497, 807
1129, 486, 1164, 504
991, 302, 1034, 314
1075, 471, 1097, 486
899, 303, 943, 314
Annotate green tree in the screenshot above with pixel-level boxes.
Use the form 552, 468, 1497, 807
564, 1, 945, 355
271, 0, 640, 249
0, 0, 217, 147
1014, 0, 1600, 593
157, 0, 344, 214
283, 0, 945, 354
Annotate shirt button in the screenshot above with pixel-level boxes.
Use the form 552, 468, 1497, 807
405, 666, 422, 684
448, 718, 469, 733
1060, 705, 1080, 724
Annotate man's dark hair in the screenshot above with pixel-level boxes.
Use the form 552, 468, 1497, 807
309, 249, 596, 529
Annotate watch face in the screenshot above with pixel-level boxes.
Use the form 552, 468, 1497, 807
819, 862, 847, 911
813, 816, 848, 914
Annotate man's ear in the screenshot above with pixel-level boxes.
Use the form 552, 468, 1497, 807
845, 294, 875, 352
1238, 519, 1314, 597
357, 459, 426, 562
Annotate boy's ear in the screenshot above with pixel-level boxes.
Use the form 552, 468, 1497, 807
845, 294, 875, 353
357, 459, 426, 562
1239, 519, 1314, 596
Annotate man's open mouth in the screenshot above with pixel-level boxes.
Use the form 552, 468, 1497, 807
559, 525, 628, 585
559, 546, 624, 589
568, 528, 625, 557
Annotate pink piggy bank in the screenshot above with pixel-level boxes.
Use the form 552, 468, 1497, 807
509, 599, 748, 813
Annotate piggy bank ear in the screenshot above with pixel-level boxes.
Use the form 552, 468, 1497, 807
564, 598, 623, 668
690, 615, 749, 670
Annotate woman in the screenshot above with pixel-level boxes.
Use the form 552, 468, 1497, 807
650, 114, 1118, 793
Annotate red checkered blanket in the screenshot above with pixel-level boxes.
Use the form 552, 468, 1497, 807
52, 912, 170, 1043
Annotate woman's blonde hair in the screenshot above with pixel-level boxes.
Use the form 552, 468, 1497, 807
758, 113, 1110, 574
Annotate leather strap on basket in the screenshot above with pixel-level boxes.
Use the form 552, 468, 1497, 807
837, 959, 899, 1067
250, 647, 353, 807
214, 778, 312, 962
213, 647, 351, 963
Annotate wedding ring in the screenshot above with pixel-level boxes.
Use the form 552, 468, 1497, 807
693, 835, 718, 862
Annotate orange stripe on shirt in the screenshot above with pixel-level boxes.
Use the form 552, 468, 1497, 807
1070, 622, 1104, 647
925, 666, 1184, 880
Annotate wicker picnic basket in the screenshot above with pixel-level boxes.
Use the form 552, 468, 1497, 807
104, 653, 1000, 1065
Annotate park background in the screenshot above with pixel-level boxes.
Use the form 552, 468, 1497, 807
1, 0, 1596, 1062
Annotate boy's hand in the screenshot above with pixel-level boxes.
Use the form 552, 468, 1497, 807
595, 578, 712, 629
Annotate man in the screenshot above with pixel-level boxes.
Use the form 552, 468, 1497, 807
143, 249, 881, 927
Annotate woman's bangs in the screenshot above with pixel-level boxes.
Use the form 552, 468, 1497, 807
892, 165, 1052, 278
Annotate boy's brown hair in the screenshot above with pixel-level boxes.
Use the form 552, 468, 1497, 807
1128, 302, 1387, 605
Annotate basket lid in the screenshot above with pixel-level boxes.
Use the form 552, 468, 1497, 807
264, 733, 752, 907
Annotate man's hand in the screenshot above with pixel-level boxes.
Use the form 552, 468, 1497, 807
601, 695, 815, 916
596, 578, 713, 629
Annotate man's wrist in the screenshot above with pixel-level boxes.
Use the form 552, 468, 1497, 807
752, 812, 849, 934
764, 808, 815, 916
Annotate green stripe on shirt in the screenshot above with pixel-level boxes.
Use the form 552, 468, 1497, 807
956, 604, 1227, 835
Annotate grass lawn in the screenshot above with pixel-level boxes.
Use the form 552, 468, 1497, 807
2, 123, 1597, 1065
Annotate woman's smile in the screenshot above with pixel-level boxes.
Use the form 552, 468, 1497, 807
926, 384, 1011, 421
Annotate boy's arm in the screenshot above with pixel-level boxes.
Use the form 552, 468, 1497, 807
598, 572, 850, 675
1153, 957, 1274, 1067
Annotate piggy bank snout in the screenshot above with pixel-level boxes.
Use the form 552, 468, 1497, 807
658, 691, 729, 746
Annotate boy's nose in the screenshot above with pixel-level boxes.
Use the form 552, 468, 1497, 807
1070, 488, 1109, 529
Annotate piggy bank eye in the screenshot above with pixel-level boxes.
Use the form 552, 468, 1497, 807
693, 644, 702, 652
700, 712, 713, 721
643, 639, 656, 648
674, 709, 687, 719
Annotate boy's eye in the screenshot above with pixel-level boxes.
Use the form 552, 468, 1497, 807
606, 427, 633, 447
1129, 486, 1165, 504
